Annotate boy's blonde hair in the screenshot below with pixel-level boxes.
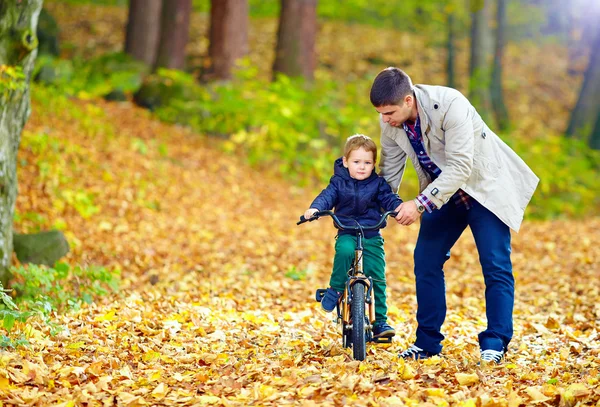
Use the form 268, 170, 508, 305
344, 134, 377, 163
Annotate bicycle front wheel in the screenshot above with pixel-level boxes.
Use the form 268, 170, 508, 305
351, 283, 367, 361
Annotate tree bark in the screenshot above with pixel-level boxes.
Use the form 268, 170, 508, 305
154, 0, 192, 71
589, 110, 600, 150
446, 11, 456, 89
469, 0, 493, 123
566, 29, 600, 140
0, 0, 44, 287
208, 0, 249, 80
490, 0, 509, 130
124, 0, 163, 66
272, 0, 317, 81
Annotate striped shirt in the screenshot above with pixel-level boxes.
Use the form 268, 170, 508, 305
403, 116, 472, 212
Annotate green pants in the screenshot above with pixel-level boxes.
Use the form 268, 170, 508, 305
330, 234, 388, 323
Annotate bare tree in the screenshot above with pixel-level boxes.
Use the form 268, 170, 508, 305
273, 0, 317, 81
125, 0, 163, 66
469, 0, 493, 122
208, 0, 249, 80
446, 11, 456, 89
155, 0, 192, 70
0, 0, 44, 285
490, 0, 509, 130
590, 110, 600, 150
566, 29, 600, 140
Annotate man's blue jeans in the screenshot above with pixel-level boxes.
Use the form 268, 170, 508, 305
413, 199, 513, 355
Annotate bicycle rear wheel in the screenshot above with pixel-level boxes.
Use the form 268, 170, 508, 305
351, 283, 367, 361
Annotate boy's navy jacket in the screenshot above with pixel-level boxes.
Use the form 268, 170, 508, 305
310, 157, 403, 238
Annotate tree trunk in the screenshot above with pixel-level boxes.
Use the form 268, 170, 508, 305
0, 0, 44, 287
566, 29, 600, 140
589, 110, 600, 150
446, 11, 456, 89
208, 0, 249, 80
469, 0, 493, 123
272, 0, 317, 81
490, 0, 509, 130
154, 0, 192, 71
124, 0, 163, 66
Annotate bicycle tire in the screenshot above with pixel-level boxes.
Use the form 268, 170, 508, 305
351, 283, 367, 361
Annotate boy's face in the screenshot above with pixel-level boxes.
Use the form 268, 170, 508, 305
343, 147, 375, 180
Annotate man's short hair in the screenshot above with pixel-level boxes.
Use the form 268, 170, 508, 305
344, 134, 377, 163
370, 67, 413, 107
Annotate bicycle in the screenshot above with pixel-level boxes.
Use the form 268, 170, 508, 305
297, 210, 397, 361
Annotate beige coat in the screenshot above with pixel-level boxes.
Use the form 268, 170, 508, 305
379, 84, 539, 232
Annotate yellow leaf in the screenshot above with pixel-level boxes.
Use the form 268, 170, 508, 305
143, 351, 161, 363
401, 363, 416, 380
66, 341, 86, 350
508, 391, 524, 407
562, 383, 591, 405
151, 382, 169, 399
525, 386, 550, 403
260, 384, 276, 398
149, 371, 162, 382
457, 399, 478, 407
198, 395, 220, 404
94, 310, 117, 322
0, 375, 10, 390
426, 388, 446, 397
456, 373, 479, 386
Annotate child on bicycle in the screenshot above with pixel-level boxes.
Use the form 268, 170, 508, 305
304, 134, 402, 339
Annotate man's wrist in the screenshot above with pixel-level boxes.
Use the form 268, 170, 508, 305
413, 198, 425, 214
415, 194, 435, 213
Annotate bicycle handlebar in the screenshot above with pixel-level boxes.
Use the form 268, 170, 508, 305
297, 210, 398, 231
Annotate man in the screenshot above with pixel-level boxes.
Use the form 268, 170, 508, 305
370, 67, 539, 363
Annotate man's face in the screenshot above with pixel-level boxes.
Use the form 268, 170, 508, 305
375, 97, 413, 127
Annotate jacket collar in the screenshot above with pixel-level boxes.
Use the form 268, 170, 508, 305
413, 86, 431, 136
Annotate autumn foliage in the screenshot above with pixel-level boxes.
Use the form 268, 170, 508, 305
1, 1, 600, 406
0, 73, 596, 405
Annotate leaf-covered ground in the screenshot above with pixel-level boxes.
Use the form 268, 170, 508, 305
1, 87, 599, 406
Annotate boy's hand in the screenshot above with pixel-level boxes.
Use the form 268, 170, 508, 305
304, 208, 319, 220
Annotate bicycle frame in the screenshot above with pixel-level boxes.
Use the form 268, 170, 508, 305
299, 210, 397, 346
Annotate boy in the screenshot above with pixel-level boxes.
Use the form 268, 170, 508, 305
304, 134, 403, 339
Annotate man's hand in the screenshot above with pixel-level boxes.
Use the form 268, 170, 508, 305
304, 208, 319, 220
394, 200, 421, 226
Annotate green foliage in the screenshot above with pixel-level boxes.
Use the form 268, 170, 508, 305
11, 262, 120, 312
34, 52, 148, 99
0, 65, 26, 98
515, 135, 600, 219
0, 263, 120, 348
143, 62, 600, 219
284, 266, 308, 281
155, 62, 387, 186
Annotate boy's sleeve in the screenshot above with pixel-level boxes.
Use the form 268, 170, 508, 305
376, 177, 403, 212
310, 178, 339, 210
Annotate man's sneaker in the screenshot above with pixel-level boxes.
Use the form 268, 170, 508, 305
321, 288, 342, 312
480, 349, 505, 364
373, 322, 396, 338
399, 344, 436, 360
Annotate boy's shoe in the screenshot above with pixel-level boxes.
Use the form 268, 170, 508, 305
480, 349, 505, 364
373, 322, 396, 338
321, 288, 342, 312
399, 344, 436, 360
